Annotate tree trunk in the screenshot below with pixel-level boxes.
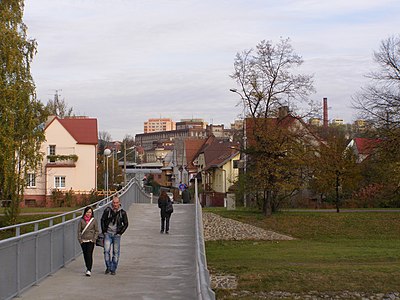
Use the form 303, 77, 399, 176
263, 190, 272, 216
335, 174, 340, 213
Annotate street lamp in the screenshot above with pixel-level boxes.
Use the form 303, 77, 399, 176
104, 148, 112, 197
230, 88, 248, 207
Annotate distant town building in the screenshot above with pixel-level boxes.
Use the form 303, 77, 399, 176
309, 117, 322, 126
144, 118, 175, 133
176, 118, 207, 130
331, 118, 344, 126
230, 120, 244, 130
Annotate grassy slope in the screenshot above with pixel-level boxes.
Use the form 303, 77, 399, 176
205, 208, 400, 295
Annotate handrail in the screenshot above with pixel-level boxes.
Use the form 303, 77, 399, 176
194, 178, 216, 300
0, 180, 133, 238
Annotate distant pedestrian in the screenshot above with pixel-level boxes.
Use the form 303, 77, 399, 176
101, 196, 129, 275
158, 191, 173, 234
77, 206, 99, 277
182, 187, 191, 204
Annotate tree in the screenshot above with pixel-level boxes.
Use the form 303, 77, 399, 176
231, 38, 315, 216
309, 128, 361, 212
353, 35, 400, 205
98, 131, 112, 154
353, 35, 400, 129
45, 90, 73, 118
0, 0, 48, 224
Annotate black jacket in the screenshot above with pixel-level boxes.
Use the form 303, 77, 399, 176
101, 206, 128, 235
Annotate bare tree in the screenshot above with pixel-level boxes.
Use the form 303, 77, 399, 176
231, 38, 315, 119
353, 35, 400, 129
46, 90, 74, 118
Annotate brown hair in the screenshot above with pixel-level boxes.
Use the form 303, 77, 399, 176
159, 191, 169, 201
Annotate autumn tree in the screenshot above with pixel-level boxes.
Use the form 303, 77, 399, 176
309, 127, 361, 212
0, 0, 48, 224
231, 38, 315, 216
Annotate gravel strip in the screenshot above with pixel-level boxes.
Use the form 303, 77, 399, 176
202, 212, 294, 241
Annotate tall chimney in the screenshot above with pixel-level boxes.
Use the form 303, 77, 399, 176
323, 98, 328, 128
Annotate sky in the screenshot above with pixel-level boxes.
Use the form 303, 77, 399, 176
23, 0, 400, 141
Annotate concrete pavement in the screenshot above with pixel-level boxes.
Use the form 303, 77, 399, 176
18, 203, 198, 300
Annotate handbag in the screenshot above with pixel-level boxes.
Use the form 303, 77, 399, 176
165, 200, 173, 214
96, 233, 105, 247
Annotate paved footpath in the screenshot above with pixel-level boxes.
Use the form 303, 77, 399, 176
18, 203, 198, 300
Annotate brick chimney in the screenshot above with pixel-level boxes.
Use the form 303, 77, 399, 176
323, 98, 328, 128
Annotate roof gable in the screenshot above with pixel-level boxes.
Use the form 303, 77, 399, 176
45, 116, 98, 145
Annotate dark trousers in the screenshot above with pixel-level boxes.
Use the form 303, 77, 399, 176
161, 214, 171, 232
81, 241, 95, 271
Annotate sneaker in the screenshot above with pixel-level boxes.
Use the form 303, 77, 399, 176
110, 271, 116, 275
85, 270, 91, 277
105, 268, 110, 274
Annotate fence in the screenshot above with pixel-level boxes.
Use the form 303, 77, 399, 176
0, 178, 151, 300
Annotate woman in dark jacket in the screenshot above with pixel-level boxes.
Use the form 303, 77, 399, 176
77, 206, 99, 276
158, 191, 172, 234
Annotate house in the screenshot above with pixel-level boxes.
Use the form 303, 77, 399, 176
347, 137, 381, 163
23, 116, 98, 207
193, 136, 240, 206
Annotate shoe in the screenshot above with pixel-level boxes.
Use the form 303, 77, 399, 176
165, 231, 169, 234
160, 230, 164, 234
105, 268, 110, 274
85, 270, 91, 277
111, 271, 116, 275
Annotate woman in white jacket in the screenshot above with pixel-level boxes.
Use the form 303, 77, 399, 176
77, 206, 99, 276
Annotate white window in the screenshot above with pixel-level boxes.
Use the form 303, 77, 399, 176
26, 173, 36, 187
54, 176, 66, 188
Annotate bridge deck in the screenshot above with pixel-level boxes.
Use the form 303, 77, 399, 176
18, 203, 198, 300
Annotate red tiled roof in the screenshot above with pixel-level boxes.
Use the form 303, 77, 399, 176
185, 139, 207, 169
202, 138, 240, 169
354, 137, 381, 155
46, 116, 98, 145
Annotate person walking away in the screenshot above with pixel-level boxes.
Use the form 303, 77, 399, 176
77, 206, 99, 277
182, 187, 191, 204
158, 191, 173, 234
101, 196, 128, 275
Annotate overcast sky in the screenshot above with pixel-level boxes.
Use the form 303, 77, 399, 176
23, 0, 400, 140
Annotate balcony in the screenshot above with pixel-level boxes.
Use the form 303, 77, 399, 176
46, 154, 78, 167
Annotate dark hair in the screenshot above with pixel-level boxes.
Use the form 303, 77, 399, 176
159, 191, 169, 201
82, 206, 94, 218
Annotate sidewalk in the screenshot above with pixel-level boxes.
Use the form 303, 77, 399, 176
18, 203, 198, 300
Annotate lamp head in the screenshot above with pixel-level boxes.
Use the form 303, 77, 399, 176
104, 148, 112, 156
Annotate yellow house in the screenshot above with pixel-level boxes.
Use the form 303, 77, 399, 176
194, 136, 240, 200
23, 116, 98, 207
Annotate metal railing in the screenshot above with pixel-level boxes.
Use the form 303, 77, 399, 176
0, 178, 151, 300
194, 178, 216, 300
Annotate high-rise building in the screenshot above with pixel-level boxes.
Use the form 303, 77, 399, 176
144, 118, 175, 133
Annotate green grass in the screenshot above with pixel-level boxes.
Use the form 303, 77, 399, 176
0, 207, 78, 240
204, 208, 400, 297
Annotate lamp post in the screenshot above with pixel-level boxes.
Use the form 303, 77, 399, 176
104, 148, 112, 198
230, 88, 248, 207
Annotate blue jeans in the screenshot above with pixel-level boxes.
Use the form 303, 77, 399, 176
104, 233, 121, 272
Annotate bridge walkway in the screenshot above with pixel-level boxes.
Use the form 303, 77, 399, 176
18, 203, 198, 300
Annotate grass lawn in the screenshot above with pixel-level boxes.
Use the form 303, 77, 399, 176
0, 207, 79, 240
204, 208, 400, 297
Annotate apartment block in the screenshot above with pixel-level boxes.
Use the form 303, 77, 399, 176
144, 118, 175, 133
